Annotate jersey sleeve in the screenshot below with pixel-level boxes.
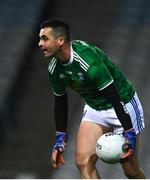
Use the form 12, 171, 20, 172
49, 74, 67, 96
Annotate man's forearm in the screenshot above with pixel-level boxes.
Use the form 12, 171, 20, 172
54, 93, 68, 132
99, 83, 133, 131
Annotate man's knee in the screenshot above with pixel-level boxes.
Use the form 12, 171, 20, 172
75, 153, 100, 179
75, 153, 97, 170
75, 153, 88, 170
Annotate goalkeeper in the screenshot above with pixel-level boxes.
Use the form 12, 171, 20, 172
38, 19, 145, 179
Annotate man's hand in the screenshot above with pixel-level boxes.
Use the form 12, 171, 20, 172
51, 131, 68, 168
121, 128, 136, 160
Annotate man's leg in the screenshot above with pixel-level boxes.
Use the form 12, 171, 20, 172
121, 134, 146, 179
75, 121, 112, 179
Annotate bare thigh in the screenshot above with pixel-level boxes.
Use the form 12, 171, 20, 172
76, 121, 112, 160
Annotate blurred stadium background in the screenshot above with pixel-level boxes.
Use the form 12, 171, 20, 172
0, 0, 150, 178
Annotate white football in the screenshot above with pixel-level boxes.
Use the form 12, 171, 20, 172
95, 132, 125, 164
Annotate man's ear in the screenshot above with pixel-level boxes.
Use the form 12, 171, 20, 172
58, 37, 65, 47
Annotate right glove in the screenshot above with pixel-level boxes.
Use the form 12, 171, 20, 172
121, 128, 136, 160
51, 131, 68, 168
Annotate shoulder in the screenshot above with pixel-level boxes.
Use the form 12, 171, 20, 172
72, 40, 106, 66
72, 40, 94, 52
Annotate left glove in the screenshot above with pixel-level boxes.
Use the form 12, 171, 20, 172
121, 128, 136, 160
51, 131, 68, 168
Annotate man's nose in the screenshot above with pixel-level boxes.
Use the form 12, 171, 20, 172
38, 40, 42, 47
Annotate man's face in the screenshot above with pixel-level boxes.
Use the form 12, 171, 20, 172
38, 27, 61, 58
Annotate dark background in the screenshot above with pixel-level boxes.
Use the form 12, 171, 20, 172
0, 0, 149, 178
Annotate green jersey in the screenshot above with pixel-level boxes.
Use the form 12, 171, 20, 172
48, 40, 135, 110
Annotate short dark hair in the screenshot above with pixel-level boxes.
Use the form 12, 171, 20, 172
40, 19, 70, 41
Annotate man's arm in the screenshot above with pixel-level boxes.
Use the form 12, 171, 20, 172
54, 93, 68, 132
99, 83, 132, 130
99, 82, 136, 159
51, 93, 68, 168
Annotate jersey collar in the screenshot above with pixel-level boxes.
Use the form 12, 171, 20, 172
61, 45, 73, 66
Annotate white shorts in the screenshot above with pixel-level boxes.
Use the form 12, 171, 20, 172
82, 93, 145, 135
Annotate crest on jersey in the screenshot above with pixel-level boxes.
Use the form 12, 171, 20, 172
59, 74, 65, 79
77, 72, 84, 80
66, 71, 72, 75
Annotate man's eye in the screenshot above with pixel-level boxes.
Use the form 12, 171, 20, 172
41, 36, 49, 41
43, 38, 48, 41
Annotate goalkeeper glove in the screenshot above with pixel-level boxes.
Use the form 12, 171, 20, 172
121, 128, 136, 160
51, 131, 68, 168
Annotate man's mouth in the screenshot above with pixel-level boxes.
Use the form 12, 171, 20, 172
42, 48, 47, 54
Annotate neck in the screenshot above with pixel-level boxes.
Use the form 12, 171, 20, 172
56, 43, 71, 64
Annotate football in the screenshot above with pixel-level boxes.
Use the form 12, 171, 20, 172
95, 132, 125, 164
